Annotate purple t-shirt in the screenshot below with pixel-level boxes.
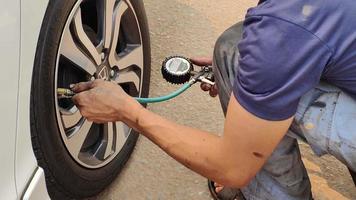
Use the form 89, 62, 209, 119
233, 0, 356, 120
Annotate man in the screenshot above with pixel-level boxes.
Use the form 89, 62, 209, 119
72, 0, 356, 199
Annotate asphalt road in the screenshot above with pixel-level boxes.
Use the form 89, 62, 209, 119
96, 1, 356, 199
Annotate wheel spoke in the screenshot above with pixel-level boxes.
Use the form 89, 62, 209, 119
101, 0, 115, 49
61, 109, 82, 129
114, 121, 129, 151
66, 119, 93, 158
72, 7, 101, 65
60, 27, 97, 75
111, 45, 143, 92
115, 70, 140, 92
111, 45, 143, 71
108, 1, 128, 63
104, 122, 115, 158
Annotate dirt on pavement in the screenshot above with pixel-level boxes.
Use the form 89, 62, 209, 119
96, 1, 356, 199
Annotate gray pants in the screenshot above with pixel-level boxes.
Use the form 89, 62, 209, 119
213, 22, 356, 200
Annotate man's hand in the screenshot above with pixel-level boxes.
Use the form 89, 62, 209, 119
71, 80, 142, 124
190, 57, 218, 97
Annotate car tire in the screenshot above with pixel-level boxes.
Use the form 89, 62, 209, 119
30, 0, 150, 199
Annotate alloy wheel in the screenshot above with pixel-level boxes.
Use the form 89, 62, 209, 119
54, 0, 144, 168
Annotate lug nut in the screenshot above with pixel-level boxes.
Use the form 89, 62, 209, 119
110, 70, 115, 77
101, 53, 105, 61
91, 76, 96, 81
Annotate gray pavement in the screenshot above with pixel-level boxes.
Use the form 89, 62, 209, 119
96, 1, 356, 199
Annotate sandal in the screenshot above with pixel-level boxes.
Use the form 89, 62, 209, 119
208, 180, 246, 200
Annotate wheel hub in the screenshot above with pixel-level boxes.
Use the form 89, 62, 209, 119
96, 63, 111, 80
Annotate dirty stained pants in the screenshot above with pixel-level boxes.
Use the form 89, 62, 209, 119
213, 22, 356, 200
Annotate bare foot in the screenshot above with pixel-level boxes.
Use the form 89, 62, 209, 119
210, 181, 244, 200
214, 182, 224, 193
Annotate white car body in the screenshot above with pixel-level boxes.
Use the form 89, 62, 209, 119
1, 0, 50, 199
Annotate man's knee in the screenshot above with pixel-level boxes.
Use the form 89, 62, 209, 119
212, 21, 244, 114
213, 21, 244, 67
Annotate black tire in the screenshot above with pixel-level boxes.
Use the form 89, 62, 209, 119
30, 0, 150, 199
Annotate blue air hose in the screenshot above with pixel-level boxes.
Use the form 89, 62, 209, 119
134, 83, 191, 104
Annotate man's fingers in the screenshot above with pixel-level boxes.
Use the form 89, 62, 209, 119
209, 85, 218, 97
200, 83, 211, 91
209, 90, 218, 97
72, 93, 84, 106
72, 90, 91, 106
71, 79, 105, 93
71, 81, 94, 93
190, 57, 213, 66
200, 83, 218, 97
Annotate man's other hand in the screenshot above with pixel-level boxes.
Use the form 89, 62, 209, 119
190, 57, 218, 97
71, 80, 142, 124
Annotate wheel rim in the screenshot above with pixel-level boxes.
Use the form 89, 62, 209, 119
54, 0, 144, 169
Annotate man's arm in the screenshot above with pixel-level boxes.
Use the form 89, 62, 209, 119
72, 80, 293, 188
129, 95, 293, 187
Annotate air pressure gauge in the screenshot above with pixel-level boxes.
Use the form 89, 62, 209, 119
162, 56, 193, 84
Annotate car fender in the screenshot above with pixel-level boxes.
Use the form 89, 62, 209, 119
0, 0, 21, 199
16, 0, 49, 197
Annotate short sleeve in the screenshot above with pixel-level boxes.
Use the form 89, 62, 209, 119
233, 15, 333, 121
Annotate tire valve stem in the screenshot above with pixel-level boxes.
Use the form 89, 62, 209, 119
57, 88, 76, 99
